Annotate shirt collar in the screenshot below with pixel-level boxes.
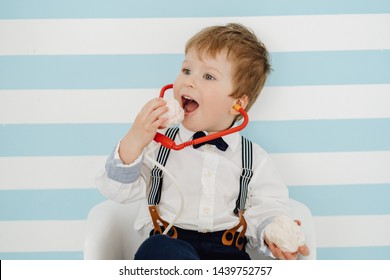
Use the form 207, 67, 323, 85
178, 124, 241, 152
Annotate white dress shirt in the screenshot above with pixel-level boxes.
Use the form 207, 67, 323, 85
96, 124, 290, 249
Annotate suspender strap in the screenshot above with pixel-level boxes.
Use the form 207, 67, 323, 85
148, 127, 180, 206
234, 136, 253, 214
223, 136, 253, 250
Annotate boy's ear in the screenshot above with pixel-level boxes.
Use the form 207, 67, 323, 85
230, 95, 249, 115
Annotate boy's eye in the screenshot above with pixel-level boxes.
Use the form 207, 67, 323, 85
203, 73, 215, 80
182, 68, 191, 75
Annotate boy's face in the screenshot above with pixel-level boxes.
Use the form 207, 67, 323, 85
173, 48, 238, 133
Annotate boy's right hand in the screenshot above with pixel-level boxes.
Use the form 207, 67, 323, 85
119, 98, 169, 164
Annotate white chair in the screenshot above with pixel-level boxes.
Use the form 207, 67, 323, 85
84, 198, 316, 260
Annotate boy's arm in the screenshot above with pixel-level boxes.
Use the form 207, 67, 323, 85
244, 151, 290, 254
96, 97, 169, 203
249, 152, 310, 259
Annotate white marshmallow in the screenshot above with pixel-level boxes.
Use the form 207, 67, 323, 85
264, 215, 305, 253
161, 99, 184, 127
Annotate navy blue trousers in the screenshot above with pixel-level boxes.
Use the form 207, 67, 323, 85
134, 228, 250, 260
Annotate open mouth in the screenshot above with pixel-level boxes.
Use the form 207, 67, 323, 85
181, 96, 199, 114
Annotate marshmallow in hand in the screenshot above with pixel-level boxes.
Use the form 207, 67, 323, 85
264, 215, 305, 253
161, 99, 184, 127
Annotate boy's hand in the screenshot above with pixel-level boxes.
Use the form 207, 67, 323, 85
266, 241, 310, 260
264, 219, 310, 260
119, 98, 168, 164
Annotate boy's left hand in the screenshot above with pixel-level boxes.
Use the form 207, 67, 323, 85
266, 241, 310, 260
265, 219, 310, 260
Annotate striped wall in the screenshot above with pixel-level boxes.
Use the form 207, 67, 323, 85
1, 0, 389, 260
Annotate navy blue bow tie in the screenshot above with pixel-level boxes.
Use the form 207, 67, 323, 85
192, 131, 228, 151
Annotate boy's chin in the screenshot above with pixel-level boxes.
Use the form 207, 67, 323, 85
181, 122, 202, 133
181, 116, 234, 133
181, 118, 207, 133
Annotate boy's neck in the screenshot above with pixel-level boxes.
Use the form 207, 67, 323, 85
182, 120, 237, 135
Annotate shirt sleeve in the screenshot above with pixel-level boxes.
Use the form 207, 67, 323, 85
257, 217, 276, 258
105, 141, 144, 184
95, 141, 148, 204
243, 146, 291, 255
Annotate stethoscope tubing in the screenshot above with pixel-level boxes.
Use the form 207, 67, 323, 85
154, 84, 249, 150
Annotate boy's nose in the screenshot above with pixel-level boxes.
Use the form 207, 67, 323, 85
184, 76, 196, 88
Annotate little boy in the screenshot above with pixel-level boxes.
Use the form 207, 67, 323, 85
96, 23, 309, 260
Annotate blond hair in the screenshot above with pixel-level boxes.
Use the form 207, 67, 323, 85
185, 23, 271, 118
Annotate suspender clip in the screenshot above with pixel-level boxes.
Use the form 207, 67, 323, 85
148, 205, 178, 238
222, 210, 247, 251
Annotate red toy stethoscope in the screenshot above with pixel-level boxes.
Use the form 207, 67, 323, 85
153, 84, 249, 149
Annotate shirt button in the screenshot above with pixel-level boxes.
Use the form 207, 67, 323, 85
203, 208, 210, 214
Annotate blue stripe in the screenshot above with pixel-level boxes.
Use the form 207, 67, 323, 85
266, 51, 390, 86
317, 246, 390, 260
1, 247, 389, 260
289, 184, 390, 216
0, 189, 106, 221
0, 54, 182, 90
0, 0, 388, 19
242, 118, 390, 153
0, 251, 83, 260
1, 118, 389, 157
0, 51, 389, 90
1, 184, 389, 221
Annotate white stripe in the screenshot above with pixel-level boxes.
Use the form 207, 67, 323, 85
271, 151, 390, 186
252, 84, 390, 121
0, 14, 389, 55
0, 89, 158, 124
314, 215, 390, 248
1, 215, 389, 252
1, 152, 389, 190
1, 84, 389, 124
0, 220, 85, 252
0, 156, 106, 190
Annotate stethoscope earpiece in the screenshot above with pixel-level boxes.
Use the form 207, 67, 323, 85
154, 84, 249, 150
233, 103, 242, 112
